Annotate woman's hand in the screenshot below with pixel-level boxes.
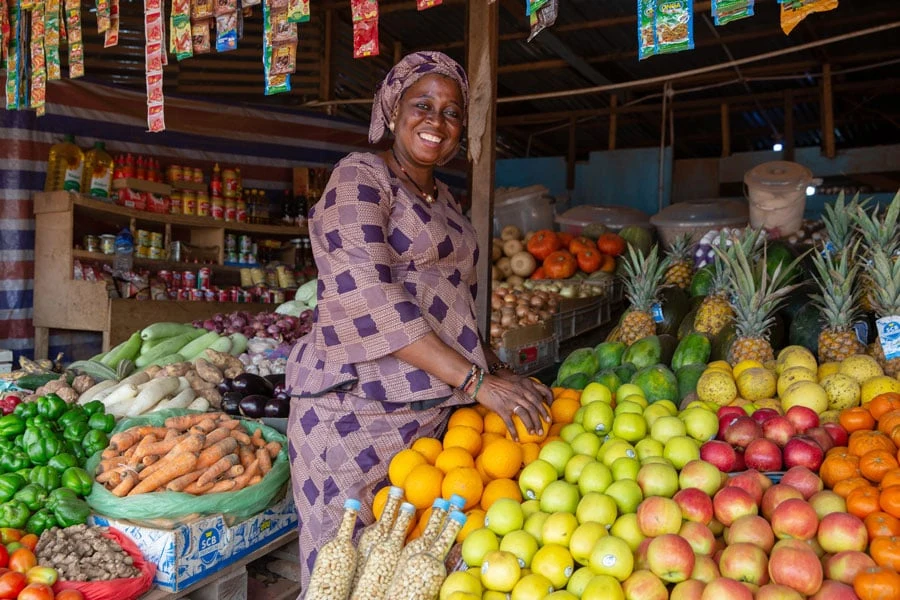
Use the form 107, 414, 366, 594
476, 372, 552, 441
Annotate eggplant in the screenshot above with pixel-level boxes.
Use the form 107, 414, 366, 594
264, 396, 289, 418
274, 390, 291, 403
222, 391, 243, 415
232, 373, 274, 398
217, 378, 234, 395
264, 373, 286, 389
239, 394, 270, 418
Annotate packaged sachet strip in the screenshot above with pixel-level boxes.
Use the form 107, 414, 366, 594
656, 0, 694, 54
172, 0, 189, 16
69, 41, 83, 77
104, 0, 119, 47
30, 2, 46, 112
145, 11, 162, 43
526, 0, 550, 17
286, 0, 309, 23
781, 0, 837, 35
637, 0, 657, 60
264, 72, 291, 96
5, 8, 21, 109
270, 8, 296, 42
215, 11, 237, 52
416, 0, 440, 9
712, 0, 754, 25
270, 0, 287, 9
215, 0, 237, 16
145, 41, 163, 74
1, 0, 9, 58
147, 73, 163, 104
96, 0, 110, 32
173, 14, 192, 59
528, 0, 557, 42
352, 15, 378, 58
191, 18, 211, 53
192, 0, 214, 20
350, 0, 377, 22
45, 0, 60, 78
147, 102, 165, 132
269, 42, 295, 75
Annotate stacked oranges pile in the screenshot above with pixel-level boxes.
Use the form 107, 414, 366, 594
381, 387, 583, 543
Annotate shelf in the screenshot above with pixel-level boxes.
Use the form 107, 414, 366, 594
72, 249, 243, 273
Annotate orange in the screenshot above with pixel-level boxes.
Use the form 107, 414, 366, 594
860, 450, 900, 484
457, 509, 485, 542
882, 469, 900, 490
435, 447, 476, 474
448, 407, 485, 434
506, 406, 552, 444
834, 476, 872, 499
474, 454, 491, 485
551, 397, 581, 425
411, 437, 443, 465
551, 387, 566, 399
474, 404, 490, 417
481, 478, 523, 511
388, 449, 428, 487
847, 485, 882, 519
404, 463, 444, 510
484, 411, 508, 435
408, 506, 433, 542
521, 442, 540, 466
548, 423, 565, 437
443, 426, 483, 456
372, 486, 390, 521
481, 438, 524, 479
556, 388, 581, 403
482, 432, 504, 449
441, 467, 484, 511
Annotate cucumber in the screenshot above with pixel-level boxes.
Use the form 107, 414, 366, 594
227, 333, 248, 356
209, 336, 233, 354
90, 351, 107, 362
135, 331, 200, 368
140, 322, 199, 341
179, 331, 221, 361
100, 333, 142, 368
16, 373, 62, 391
140, 337, 169, 355
68, 360, 118, 381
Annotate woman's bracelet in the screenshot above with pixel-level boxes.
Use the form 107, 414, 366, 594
489, 361, 512, 375
469, 368, 486, 400
457, 364, 478, 391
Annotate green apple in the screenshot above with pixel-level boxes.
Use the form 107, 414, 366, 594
485, 498, 525, 536
576, 492, 618, 526
542, 511, 579, 547
609, 513, 645, 551
547, 592, 580, 600
581, 574, 625, 600
523, 511, 549, 544
564, 454, 596, 484
614, 401, 644, 417
440, 571, 483, 600
635, 438, 665, 461
560, 423, 586, 444
606, 479, 643, 514
578, 461, 613, 495
519, 459, 558, 501
500, 530, 540, 569
612, 413, 647, 442
649, 415, 687, 444
540, 480, 581, 514
567, 567, 596, 597
539, 440, 575, 477
611, 456, 640, 481
573, 406, 586, 424
569, 521, 607, 565
521, 499, 542, 519
531, 543, 575, 590
581, 382, 613, 406
636, 462, 679, 498
480, 550, 521, 593
684, 401, 708, 410
599, 439, 637, 468
461, 527, 500, 567
640, 456, 673, 466
654, 400, 679, 415
583, 402, 615, 435
571, 431, 603, 457
589, 535, 634, 582
617, 383, 644, 399
510, 573, 555, 600
642, 403, 672, 428
678, 407, 720, 442
663, 436, 700, 469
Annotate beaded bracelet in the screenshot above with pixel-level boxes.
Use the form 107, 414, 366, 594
457, 364, 478, 391
489, 361, 512, 375
469, 368, 486, 400
463, 366, 481, 395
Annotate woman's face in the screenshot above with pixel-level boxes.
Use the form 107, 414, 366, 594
393, 74, 464, 168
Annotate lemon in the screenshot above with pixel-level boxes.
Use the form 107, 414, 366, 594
736, 367, 777, 402
818, 362, 841, 381
440, 572, 483, 600
732, 359, 765, 380
696, 370, 738, 406
780, 381, 829, 414
616, 384, 644, 399
777, 366, 818, 398
821, 373, 861, 410
860, 375, 900, 404
706, 360, 733, 374
839, 354, 884, 384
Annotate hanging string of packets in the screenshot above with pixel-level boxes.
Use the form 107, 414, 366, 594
638, 0, 695, 60
350, 0, 376, 58
526, 0, 558, 41
261, 0, 305, 95
711, 0, 754, 25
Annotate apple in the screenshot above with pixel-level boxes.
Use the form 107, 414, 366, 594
485, 498, 525, 536
564, 454, 596, 485
809, 490, 847, 519
635, 438, 665, 461
762, 484, 805, 519
566, 567, 595, 597
717, 405, 746, 422
600, 438, 637, 468
785, 405, 819, 433
633, 537, 652, 571
610, 513, 645, 552
680, 407, 720, 442
561, 423, 586, 444
823, 550, 877, 585
755, 584, 805, 600
664, 436, 701, 469
725, 514, 775, 553
460, 527, 500, 567
780, 466, 824, 499
646, 534, 695, 583
768, 543, 823, 596
817, 512, 868, 553
700, 577, 754, 600
671, 579, 706, 600
762, 416, 797, 447
726, 470, 765, 505
576, 492, 618, 527
650, 415, 687, 444
690, 555, 720, 583
511, 573, 554, 599
541, 512, 579, 547
823, 422, 849, 447
678, 459, 725, 497
754, 469, 774, 492
723, 416, 763, 449
578, 461, 614, 495
480, 550, 521, 593
582, 574, 627, 599
540, 440, 575, 477
540, 480, 581, 514
569, 522, 607, 566
518, 459, 558, 500
783, 436, 825, 472
713, 486, 757, 526
679, 520, 716, 556
611, 456, 641, 481
699, 440, 738, 472
636, 462, 679, 498
718, 542, 770, 586
636, 496, 682, 537
744, 438, 783, 472
708, 518, 725, 537
810, 580, 859, 600
621, 570, 668, 600
806, 535, 827, 558
805, 427, 836, 454
751, 408, 780, 425
582, 402, 615, 436
500, 530, 540, 570
606, 479, 643, 515
531, 543, 574, 590
732, 448, 746, 471
771, 498, 819, 540
673, 487, 714, 524
589, 535, 635, 582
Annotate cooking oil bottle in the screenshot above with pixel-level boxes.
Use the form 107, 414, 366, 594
45, 134, 84, 192
81, 141, 114, 198
305, 498, 361, 600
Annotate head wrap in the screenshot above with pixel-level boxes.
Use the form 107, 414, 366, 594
368, 51, 469, 148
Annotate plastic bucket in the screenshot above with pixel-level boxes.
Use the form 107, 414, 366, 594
743, 161, 812, 237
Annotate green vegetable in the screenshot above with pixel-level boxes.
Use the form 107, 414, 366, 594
61, 467, 92, 496
100, 332, 143, 368
0, 473, 25, 502
0, 415, 25, 439
25, 415, 50, 429
25, 508, 57, 535
87, 413, 115, 434
13, 374, 59, 392
67, 361, 118, 382
135, 331, 202, 368
0, 450, 29, 473
82, 400, 105, 416
47, 453, 78, 473
58, 407, 88, 429
26, 435, 61, 465
0, 500, 30, 529
29, 466, 60, 491
178, 330, 221, 361
62, 421, 90, 444
81, 430, 109, 457
15, 468, 30, 481
36, 394, 67, 420
140, 322, 198, 341
151, 353, 185, 367
46, 487, 77, 511
70, 444, 86, 462
23, 425, 53, 448
228, 333, 248, 356
14, 483, 47, 511
12, 402, 37, 420
52, 497, 90, 527
208, 336, 233, 354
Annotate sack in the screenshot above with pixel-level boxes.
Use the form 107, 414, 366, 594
85, 409, 290, 522
53, 528, 156, 600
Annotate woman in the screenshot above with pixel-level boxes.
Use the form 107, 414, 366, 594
285, 51, 551, 586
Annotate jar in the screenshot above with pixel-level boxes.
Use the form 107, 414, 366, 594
211, 197, 224, 220
150, 232, 164, 249
169, 191, 182, 215
223, 169, 238, 197
149, 246, 164, 260
225, 200, 236, 222
136, 230, 150, 248
167, 164, 183, 183
182, 191, 196, 216
83, 235, 99, 253
99, 234, 116, 255
236, 198, 247, 223
197, 191, 210, 217
136, 245, 150, 259
192, 167, 203, 183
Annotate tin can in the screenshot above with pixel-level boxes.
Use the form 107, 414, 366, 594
167, 164, 183, 183
149, 246, 164, 260
197, 192, 210, 217
83, 235, 99, 253
192, 167, 203, 183
266, 269, 279, 288
178, 288, 189, 301
218, 289, 230, 302
225, 200, 236, 222
230, 288, 240, 303
182, 191, 196, 216
273, 290, 286, 304
260, 291, 272, 304
236, 199, 247, 223
99, 234, 116, 255
223, 169, 238, 197
225, 234, 237, 252
168, 289, 179, 301
198, 266, 211, 290
238, 235, 252, 254
190, 289, 203, 301
183, 270, 196, 289
211, 198, 224, 220
172, 271, 183, 288
169, 191, 182, 215
204, 290, 216, 302
136, 229, 150, 247
136, 246, 149, 258
169, 241, 182, 263
158, 270, 172, 286
150, 232, 164, 249
226, 251, 238, 264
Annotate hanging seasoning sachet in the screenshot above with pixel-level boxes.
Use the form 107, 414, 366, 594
64, 0, 83, 77
781, 0, 838, 35
638, 0, 657, 60
416, 0, 440, 9
44, 0, 60, 79
655, 0, 694, 55
286, 0, 309, 23
104, 0, 119, 46
712, 0, 754, 25
351, 0, 378, 58
144, 0, 165, 132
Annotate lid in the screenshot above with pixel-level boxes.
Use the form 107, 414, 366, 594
399, 502, 416, 513
556, 205, 651, 230
432, 498, 450, 510
743, 161, 813, 191
495, 185, 552, 208
344, 498, 361, 511
650, 199, 749, 228
447, 511, 468, 525
449, 494, 466, 509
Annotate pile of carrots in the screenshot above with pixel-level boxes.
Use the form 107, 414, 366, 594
94, 412, 282, 496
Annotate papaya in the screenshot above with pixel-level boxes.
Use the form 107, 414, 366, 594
631, 364, 679, 403
582, 222, 608, 240
689, 265, 715, 298
591, 369, 622, 392
614, 362, 637, 384
622, 336, 662, 369
788, 303, 822, 357
559, 372, 590, 390
657, 286, 691, 337
677, 305, 701, 340
658, 334, 678, 367
593, 342, 626, 370
619, 226, 654, 257
557, 348, 600, 383
710, 322, 737, 362
671, 332, 712, 370
765, 241, 802, 284
676, 364, 707, 402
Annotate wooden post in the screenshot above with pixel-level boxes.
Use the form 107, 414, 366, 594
393, 41, 403, 65
608, 94, 617, 150
466, 0, 499, 337
822, 63, 836, 158
720, 103, 730, 158
567, 117, 576, 191
784, 90, 795, 161
33, 327, 49, 360
320, 9, 334, 114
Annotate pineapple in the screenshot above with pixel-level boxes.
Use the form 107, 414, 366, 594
619, 244, 671, 346
854, 192, 900, 310
693, 230, 763, 336
664, 234, 695, 289
810, 243, 865, 362
865, 245, 900, 376
714, 230, 804, 365
821, 192, 866, 251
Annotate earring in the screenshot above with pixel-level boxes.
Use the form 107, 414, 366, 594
388, 121, 395, 133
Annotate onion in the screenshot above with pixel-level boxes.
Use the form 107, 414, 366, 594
490, 323, 502, 338
530, 295, 544, 308
503, 293, 516, 304
500, 314, 515, 327
515, 305, 528, 318
202, 319, 217, 330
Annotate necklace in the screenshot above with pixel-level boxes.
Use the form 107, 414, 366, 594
391, 147, 438, 204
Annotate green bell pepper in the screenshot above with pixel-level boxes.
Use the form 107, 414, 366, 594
52, 497, 90, 528
81, 430, 109, 457
46, 487, 77, 511
70, 443, 85, 462
29, 466, 60, 491
25, 415, 50, 429
25, 508, 56, 535
15, 468, 31, 481
0, 473, 25, 502
14, 483, 47, 511
0, 415, 25, 439
13, 402, 36, 420
61, 467, 92, 496
82, 400, 105, 416
22, 425, 53, 448
0, 450, 29, 473
0, 440, 13, 453
26, 435, 61, 466
87, 413, 115, 434
58, 408, 88, 429
62, 421, 90, 445
47, 453, 78, 473
0, 500, 30, 529
36, 394, 67, 420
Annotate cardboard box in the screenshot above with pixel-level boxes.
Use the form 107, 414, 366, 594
497, 321, 558, 375
90, 494, 298, 592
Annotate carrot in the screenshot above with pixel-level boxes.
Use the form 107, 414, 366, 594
198, 454, 239, 486
265, 441, 282, 459
251, 429, 265, 447
123, 446, 137, 460
135, 436, 181, 459
131, 434, 160, 459
226, 464, 244, 478
256, 448, 272, 476
128, 454, 198, 496
142, 455, 159, 467
105, 471, 123, 488
232, 459, 259, 491
164, 429, 179, 441
216, 418, 241, 430
183, 480, 215, 495
189, 418, 218, 434
207, 479, 236, 494
230, 430, 251, 445
101, 449, 118, 460
202, 427, 232, 448
197, 437, 239, 469
165, 414, 217, 430
166, 469, 204, 492
96, 469, 123, 484
239, 445, 255, 469
112, 472, 138, 497
97, 458, 127, 473
110, 427, 169, 451
248, 475, 262, 486
165, 433, 205, 457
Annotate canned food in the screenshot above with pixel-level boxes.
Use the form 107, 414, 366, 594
168, 289, 179, 301
192, 167, 203, 183
172, 271, 183, 288
260, 291, 272, 304
183, 270, 196, 289
218, 289, 230, 302
83, 235, 99, 253
225, 234, 237, 252
99, 234, 116, 255
197, 192, 210, 217
136, 229, 150, 247
190, 289, 203, 301
198, 266, 211, 290
150, 232, 164, 249
168, 241, 182, 263
236, 199, 247, 223
182, 191, 196, 216
167, 165, 183, 183
204, 290, 216, 302
169, 191, 182, 215
211, 198, 224, 220
239, 235, 252, 253
224, 200, 236, 222
149, 246, 164, 260
230, 288, 240, 303
178, 288, 190, 301
223, 169, 238, 197
273, 290, 285, 304
136, 245, 150, 258
158, 270, 172, 286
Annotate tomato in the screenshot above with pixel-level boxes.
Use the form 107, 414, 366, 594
0, 571, 25, 599
529, 266, 545, 280
575, 249, 601, 274
0, 547, 8, 570
840, 406, 876, 433
525, 230, 561, 262
596, 233, 626, 257
16, 583, 53, 600
556, 232, 574, 248
870, 536, 900, 571
542, 250, 577, 279
15, 537, 35, 554
23, 567, 56, 587
55, 591, 85, 600
0, 533, 19, 547
854, 566, 900, 600
599, 253, 617, 273
7, 549, 35, 575
568, 236, 594, 256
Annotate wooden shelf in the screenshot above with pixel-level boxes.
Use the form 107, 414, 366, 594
72, 249, 242, 273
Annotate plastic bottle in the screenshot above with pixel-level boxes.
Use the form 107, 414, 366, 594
44, 134, 84, 192
113, 228, 134, 278
305, 498, 361, 600
210, 163, 222, 197
448, 494, 466, 514
395, 497, 450, 573
82, 142, 114, 198
136, 156, 146, 180
354, 486, 403, 590
350, 502, 416, 600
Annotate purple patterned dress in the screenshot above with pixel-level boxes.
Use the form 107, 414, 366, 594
285, 152, 487, 588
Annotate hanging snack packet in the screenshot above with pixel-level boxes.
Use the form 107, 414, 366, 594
30, 1, 47, 114
271, 8, 296, 42
215, 0, 236, 16
638, 0, 657, 60
104, 0, 119, 47
350, 0, 377, 22
96, 0, 110, 33
353, 17, 378, 58
215, 11, 237, 51
528, 0, 557, 42
416, 0, 441, 9
712, 0, 754, 25
286, 0, 309, 23
192, 0, 214, 20
526, 0, 550, 17
191, 18, 211, 53
781, 0, 837, 35
173, 15, 192, 59
147, 103, 165, 133
1, 0, 8, 61
269, 42, 295, 75
265, 73, 290, 95
5, 4, 20, 109
45, 0, 60, 79
655, 0, 694, 54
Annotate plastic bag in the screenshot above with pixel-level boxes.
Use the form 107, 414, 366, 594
781, 0, 838, 35
85, 409, 290, 522
53, 528, 156, 600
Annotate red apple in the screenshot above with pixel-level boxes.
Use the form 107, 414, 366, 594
679, 460, 726, 497
718, 415, 740, 440
726, 470, 765, 505
769, 543, 824, 596
751, 408, 781, 426
733, 448, 746, 471
780, 466, 825, 499
771, 498, 819, 540
718, 542, 770, 586
806, 535, 827, 558
646, 533, 695, 583
621, 570, 668, 600
713, 486, 757, 526
679, 521, 716, 556
755, 584, 805, 600
718, 405, 746, 421
762, 484, 805, 520
744, 438, 783, 472
673, 487, 714, 524
690, 555, 720, 583
817, 512, 868, 553
637, 496, 683, 537
783, 436, 826, 472
823, 550, 877, 585
671, 579, 706, 600
700, 440, 738, 473
809, 490, 847, 519
823, 422, 849, 447
724, 416, 763, 449
809, 579, 859, 599
725, 514, 775, 553
805, 426, 836, 454
700, 577, 754, 600
785, 405, 820, 433
762, 416, 797, 447
754, 469, 774, 492
634, 537, 652, 571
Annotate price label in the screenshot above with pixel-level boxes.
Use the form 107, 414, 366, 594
853, 321, 869, 345
651, 303, 665, 323
876, 316, 900, 361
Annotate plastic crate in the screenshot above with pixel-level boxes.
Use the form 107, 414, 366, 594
554, 296, 615, 341
496, 321, 559, 376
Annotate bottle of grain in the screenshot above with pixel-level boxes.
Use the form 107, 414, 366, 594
394, 497, 450, 574
305, 498, 361, 600
350, 502, 416, 600
448, 494, 466, 514
352, 485, 403, 590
